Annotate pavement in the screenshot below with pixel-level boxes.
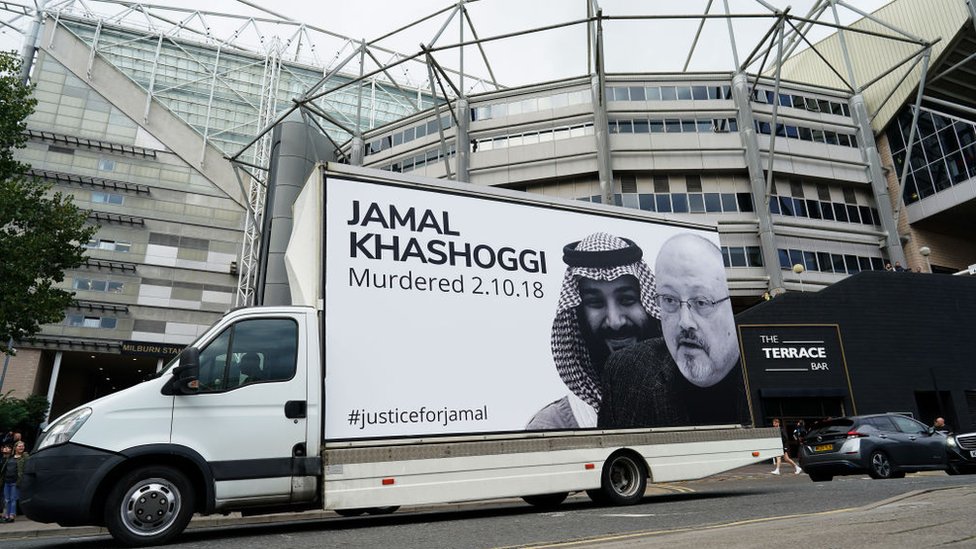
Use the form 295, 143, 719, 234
0, 462, 963, 544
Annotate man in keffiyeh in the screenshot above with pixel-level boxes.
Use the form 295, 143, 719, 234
527, 232, 660, 429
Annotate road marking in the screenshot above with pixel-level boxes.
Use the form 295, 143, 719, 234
601, 514, 657, 518
515, 507, 857, 548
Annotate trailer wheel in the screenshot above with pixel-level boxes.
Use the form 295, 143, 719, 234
522, 492, 568, 509
104, 465, 194, 547
595, 452, 646, 506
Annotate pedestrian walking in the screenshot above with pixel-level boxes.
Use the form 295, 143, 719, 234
770, 418, 801, 475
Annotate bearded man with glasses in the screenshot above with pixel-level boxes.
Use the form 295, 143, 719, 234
598, 233, 748, 429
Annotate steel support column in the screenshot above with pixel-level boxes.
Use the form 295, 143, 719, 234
590, 9, 614, 205
456, 97, 470, 182
732, 72, 782, 293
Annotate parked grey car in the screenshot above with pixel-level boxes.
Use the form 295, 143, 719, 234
798, 414, 946, 482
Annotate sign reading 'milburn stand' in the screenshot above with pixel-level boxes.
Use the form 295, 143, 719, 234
737, 324, 856, 408
120, 340, 185, 358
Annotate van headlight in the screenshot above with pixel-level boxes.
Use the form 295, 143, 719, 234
36, 408, 92, 450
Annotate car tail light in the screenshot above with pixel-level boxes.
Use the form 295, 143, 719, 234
846, 430, 869, 438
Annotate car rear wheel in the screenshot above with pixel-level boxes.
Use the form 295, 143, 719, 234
868, 451, 894, 479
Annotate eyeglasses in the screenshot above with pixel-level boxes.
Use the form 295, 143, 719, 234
655, 294, 731, 316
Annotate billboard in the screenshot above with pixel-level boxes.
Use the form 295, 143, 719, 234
322, 174, 749, 440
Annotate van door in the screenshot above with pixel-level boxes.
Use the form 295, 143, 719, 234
171, 314, 310, 508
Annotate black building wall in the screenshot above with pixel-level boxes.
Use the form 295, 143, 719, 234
736, 272, 976, 431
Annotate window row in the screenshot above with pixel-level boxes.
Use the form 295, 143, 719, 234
381, 143, 458, 173
470, 89, 592, 121
754, 120, 859, 148
778, 248, 888, 274
580, 192, 755, 214
470, 123, 596, 152
73, 278, 124, 293
770, 195, 881, 226
83, 239, 131, 253
608, 117, 738, 134
722, 246, 764, 268
752, 88, 852, 118
365, 115, 453, 156
606, 84, 733, 102
65, 314, 117, 329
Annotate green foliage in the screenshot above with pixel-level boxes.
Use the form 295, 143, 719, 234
0, 51, 98, 354
0, 392, 49, 434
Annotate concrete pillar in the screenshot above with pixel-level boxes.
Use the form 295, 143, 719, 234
350, 136, 364, 166
591, 74, 614, 205
261, 111, 335, 306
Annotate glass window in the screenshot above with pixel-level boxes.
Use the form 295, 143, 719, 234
779, 196, 794, 216
704, 193, 722, 212
846, 205, 860, 223
788, 249, 804, 268
100, 317, 117, 329
671, 193, 689, 212
73, 278, 92, 290
769, 196, 781, 214
737, 193, 754, 212
633, 119, 649, 133
778, 249, 790, 269
858, 257, 873, 272
786, 125, 799, 138
793, 198, 807, 217
646, 87, 662, 101
198, 318, 298, 393
804, 251, 818, 271
831, 254, 846, 273
665, 119, 681, 133
871, 257, 885, 271
649, 119, 665, 133
820, 202, 834, 220
798, 127, 813, 141
721, 247, 731, 268
98, 158, 116, 171
618, 120, 633, 134
639, 194, 656, 211
677, 86, 693, 100
806, 199, 821, 219
721, 193, 737, 212
681, 120, 698, 133
729, 247, 747, 267
817, 252, 833, 273
629, 86, 646, 101
655, 194, 672, 212
833, 203, 848, 222
747, 247, 764, 267
891, 415, 928, 435
621, 194, 639, 209
660, 86, 677, 101
697, 119, 713, 132
858, 206, 872, 225
90, 280, 107, 292
845, 254, 860, 274
708, 86, 724, 100
692, 86, 708, 100
689, 193, 705, 213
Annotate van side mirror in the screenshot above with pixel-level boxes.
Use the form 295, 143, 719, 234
167, 348, 201, 395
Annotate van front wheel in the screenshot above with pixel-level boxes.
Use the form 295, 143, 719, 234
105, 466, 195, 547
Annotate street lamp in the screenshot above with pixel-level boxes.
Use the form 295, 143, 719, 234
919, 246, 932, 273
792, 263, 806, 292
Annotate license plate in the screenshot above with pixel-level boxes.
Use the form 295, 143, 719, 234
970, 450, 976, 458
814, 444, 833, 452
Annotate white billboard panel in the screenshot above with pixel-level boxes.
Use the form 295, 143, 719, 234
322, 174, 747, 440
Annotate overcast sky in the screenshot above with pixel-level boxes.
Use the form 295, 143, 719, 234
1, 0, 893, 89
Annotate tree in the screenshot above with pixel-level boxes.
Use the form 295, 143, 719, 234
0, 51, 97, 354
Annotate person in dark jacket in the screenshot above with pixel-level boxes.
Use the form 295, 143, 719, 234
1, 441, 29, 522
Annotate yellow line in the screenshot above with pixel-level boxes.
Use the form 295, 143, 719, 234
511, 507, 857, 548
